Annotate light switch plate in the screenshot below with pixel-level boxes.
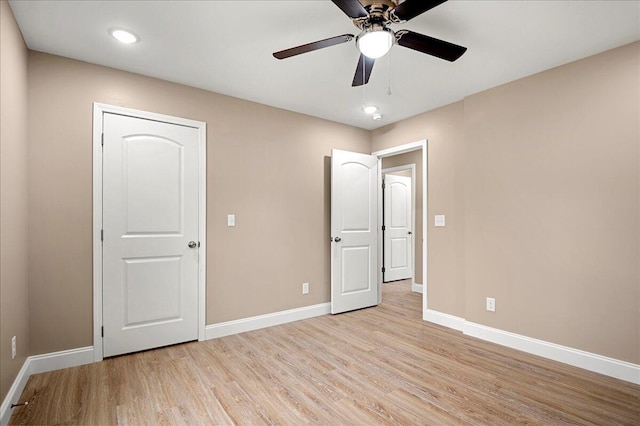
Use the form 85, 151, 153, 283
227, 214, 235, 227
435, 215, 446, 227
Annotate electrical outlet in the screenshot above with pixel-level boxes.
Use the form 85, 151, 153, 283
11, 336, 16, 359
486, 297, 496, 312
302, 282, 309, 295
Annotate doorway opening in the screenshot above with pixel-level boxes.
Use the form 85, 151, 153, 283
372, 140, 427, 316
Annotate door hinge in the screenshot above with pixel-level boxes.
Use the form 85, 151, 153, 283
101, 133, 104, 147
101, 229, 104, 242
382, 182, 386, 189
382, 267, 386, 273
382, 225, 386, 231
101, 326, 104, 337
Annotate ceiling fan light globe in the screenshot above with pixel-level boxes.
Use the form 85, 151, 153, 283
357, 29, 394, 59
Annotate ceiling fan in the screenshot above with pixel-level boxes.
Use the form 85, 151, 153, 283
273, 0, 467, 87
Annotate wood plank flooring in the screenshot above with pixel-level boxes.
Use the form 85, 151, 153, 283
10, 282, 640, 425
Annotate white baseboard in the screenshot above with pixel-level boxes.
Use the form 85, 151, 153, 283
463, 322, 640, 385
423, 308, 640, 385
411, 282, 423, 294
0, 359, 30, 426
1, 346, 94, 425
27, 346, 94, 375
423, 308, 465, 332
206, 302, 331, 340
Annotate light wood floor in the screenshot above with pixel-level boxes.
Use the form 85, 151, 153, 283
10, 282, 640, 425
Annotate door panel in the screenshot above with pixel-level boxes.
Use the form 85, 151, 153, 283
390, 239, 407, 268
341, 162, 373, 231
341, 246, 371, 294
331, 149, 378, 314
122, 256, 182, 326
384, 174, 413, 282
103, 113, 199, 357
124, 136, 183, 234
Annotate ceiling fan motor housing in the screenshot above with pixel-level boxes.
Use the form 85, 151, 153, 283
359, 0, 398, 10
353, 0, 401, 31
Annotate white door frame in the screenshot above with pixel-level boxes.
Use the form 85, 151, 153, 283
382, 164, 416, 286
92, 103, 207, 362
372, 140, 427, 313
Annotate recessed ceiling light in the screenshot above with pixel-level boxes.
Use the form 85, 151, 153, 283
110, 28, 139, 44
372, 113, 383, 121
363, 105, 378, 115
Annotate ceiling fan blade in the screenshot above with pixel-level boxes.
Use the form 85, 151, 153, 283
273, 34, 354, 59
352, 54, 375, 87
331, 0, 368, 19
392, 0, 447, 22
396, 30, 467, 62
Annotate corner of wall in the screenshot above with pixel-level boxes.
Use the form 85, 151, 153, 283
0, 0, 30, 405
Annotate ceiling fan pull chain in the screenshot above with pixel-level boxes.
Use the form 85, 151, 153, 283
362, 54, 367, 107
363, 54, 367, 95
387, 49, 392, 96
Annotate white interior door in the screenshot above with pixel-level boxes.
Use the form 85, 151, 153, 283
331, 149, 378, 314
383, 174, 413, 282
102, 112, 200, 357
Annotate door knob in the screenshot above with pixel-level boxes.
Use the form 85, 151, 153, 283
334, 237, 342, 242
188, 241, 197, 248
408, 231, 412, 235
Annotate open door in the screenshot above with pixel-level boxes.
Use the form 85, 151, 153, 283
383, 174, 413, 282
331, 149, 379, 314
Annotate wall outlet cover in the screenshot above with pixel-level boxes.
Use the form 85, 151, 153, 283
302, 282, 309, 294
486, 297, 496, 312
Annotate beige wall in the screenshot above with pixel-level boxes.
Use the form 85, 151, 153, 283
463, 42, 639, 363
381, 150, 424, 285
27, 52, 370, 355
0, 0, 30, 401
373, 42, 639, 364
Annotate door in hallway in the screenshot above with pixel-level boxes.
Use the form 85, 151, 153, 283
383, 174, 412, 282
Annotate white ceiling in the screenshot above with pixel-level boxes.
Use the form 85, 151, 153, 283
8, 0, 640, 130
